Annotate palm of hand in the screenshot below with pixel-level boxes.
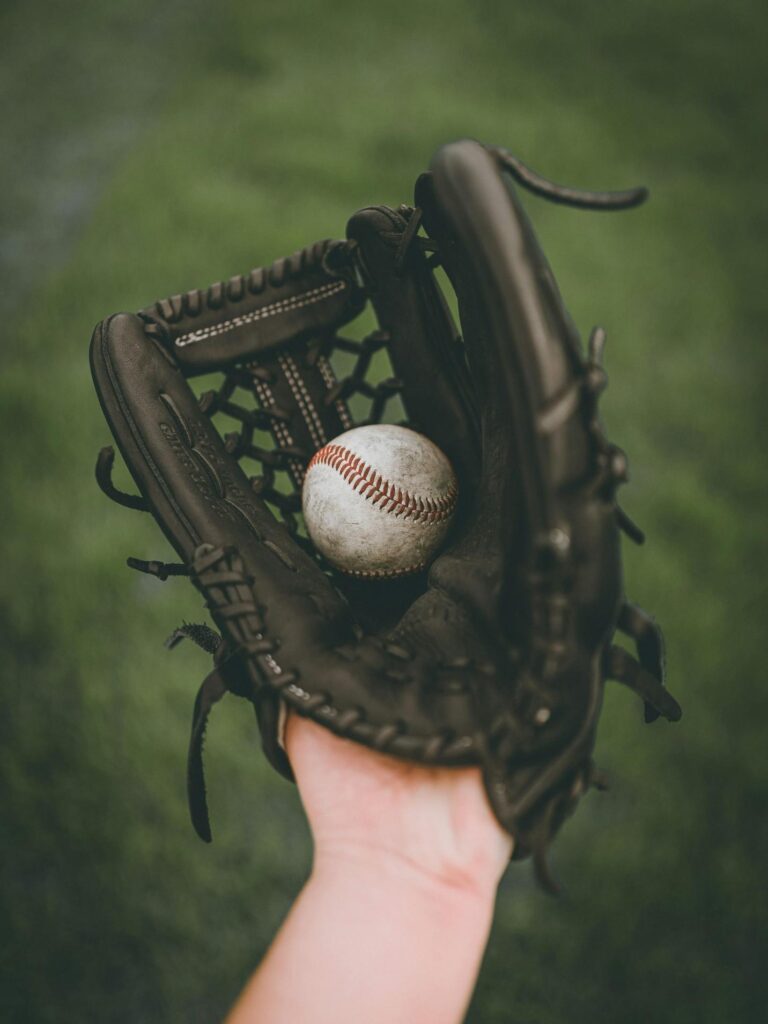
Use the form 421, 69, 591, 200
285, 712, 514, 895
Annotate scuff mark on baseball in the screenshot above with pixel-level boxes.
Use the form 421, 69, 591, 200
301, 424, 458, 578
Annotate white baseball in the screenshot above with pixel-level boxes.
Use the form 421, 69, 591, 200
302, 424, 458, 578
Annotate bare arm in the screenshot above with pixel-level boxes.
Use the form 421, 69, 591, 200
226, 714, 512, 1024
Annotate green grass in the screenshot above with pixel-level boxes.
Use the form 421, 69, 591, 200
2, 0, 765, 1020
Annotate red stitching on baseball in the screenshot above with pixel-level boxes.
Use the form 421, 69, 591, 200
307, 443, 457, 523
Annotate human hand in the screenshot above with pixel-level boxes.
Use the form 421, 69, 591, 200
285, 710, 514, 899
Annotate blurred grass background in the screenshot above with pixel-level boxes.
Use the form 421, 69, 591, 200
1, 0, 765, 1020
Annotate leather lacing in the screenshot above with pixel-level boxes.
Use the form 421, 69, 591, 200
149, 239, 355, 325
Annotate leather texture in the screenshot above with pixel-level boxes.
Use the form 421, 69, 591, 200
90, 139, 681, 890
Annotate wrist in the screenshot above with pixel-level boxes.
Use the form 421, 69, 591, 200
311, 837, 504, 908
302, 847, 499, 1024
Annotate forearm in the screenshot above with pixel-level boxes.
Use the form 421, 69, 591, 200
226, 849, 499, 1024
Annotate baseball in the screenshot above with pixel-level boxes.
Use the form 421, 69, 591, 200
302, 424, 458, 578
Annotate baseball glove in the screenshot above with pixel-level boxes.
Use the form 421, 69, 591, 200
90, 139, 681, 891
